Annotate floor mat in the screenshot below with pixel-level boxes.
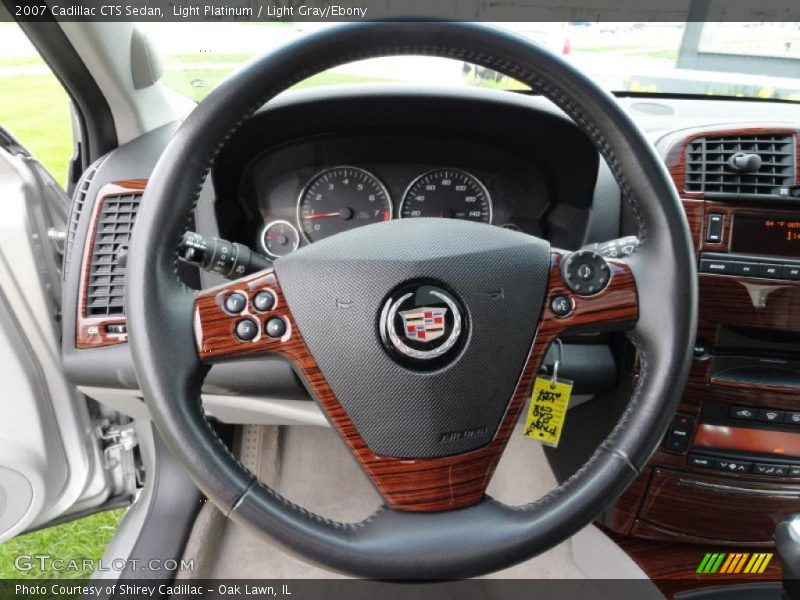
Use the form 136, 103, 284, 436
177, 423, 640, 581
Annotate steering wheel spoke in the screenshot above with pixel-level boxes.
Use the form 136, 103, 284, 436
193, 251, 638, 514
193, 270, 295, 362
542, 249, 639, 338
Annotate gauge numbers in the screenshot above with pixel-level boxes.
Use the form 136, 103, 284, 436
400, 169, 492, 224
297, 166, 392, 243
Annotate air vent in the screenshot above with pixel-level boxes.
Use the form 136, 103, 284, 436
85, 192, 142, 317
64, 158, 105, 279
684, 133, 795, 195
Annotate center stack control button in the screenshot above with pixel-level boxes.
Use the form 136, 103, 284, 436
785, 412, 800, 425
758, 263, 782, 279
754, 463, 788, 477
561, 250, 611, 296
758, 409, 785, 423
729, 405, 757, 420
700, 259, 733, 274
706, 214, 724, 243
688, 454, 714, 469
784, 265, 800, 281
714, 458, 751, 473
733, 262, 759, 277
664, 413, 694, 453
699, 252, 800, 282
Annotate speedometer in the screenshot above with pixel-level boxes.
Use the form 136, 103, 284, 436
297, 166, 392, 243
400, 169, 492, 224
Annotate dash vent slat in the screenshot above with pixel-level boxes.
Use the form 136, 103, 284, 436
63, 161, 104, 279
85, 192, 142, 317
684, 133, 795, 196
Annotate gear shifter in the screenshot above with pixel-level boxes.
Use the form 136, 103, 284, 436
775, 516, 800, 599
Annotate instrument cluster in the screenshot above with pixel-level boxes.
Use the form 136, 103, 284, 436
241, 135, 552, 259
255, 162, 546, 258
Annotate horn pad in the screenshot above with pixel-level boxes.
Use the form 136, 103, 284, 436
275, 218, 550, 458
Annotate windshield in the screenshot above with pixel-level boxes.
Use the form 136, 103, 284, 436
137, 22, 800, 103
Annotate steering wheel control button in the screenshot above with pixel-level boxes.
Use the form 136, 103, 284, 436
252, 290, 276, 312
235, 318, 259, 341
265, 317, 287, 339
380, 282, 466, 369
223, 292, 247, 314
550, 295, 573, 317
561, 250, 611, 296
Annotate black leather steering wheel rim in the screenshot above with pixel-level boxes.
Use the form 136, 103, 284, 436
127, 22, 697, 578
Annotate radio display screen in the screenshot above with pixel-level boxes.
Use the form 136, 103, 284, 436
695, 424, 800, 458
731, 215, 800, 257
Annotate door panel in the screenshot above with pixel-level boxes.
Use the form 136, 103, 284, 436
0, 135, 114, 540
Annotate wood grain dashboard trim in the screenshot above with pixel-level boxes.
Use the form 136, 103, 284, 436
193, 251, 638, 511
603, 526, 782, 599
662, 126, 799, 198
604, 124, 800, 573
76, 180, 147, 349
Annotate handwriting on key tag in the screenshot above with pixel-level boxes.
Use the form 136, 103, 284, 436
524, 339, 574, 448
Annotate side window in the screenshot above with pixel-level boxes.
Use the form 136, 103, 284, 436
0, 23, 74, 188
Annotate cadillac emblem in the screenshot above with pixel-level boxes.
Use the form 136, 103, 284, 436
399, 307, 447, 343
380, 283, 464, 364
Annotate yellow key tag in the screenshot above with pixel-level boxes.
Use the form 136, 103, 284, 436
523, 376, 573, 448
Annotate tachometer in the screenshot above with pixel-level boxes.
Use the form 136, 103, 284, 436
297, 166, 392, 243
400, 168, 492, 224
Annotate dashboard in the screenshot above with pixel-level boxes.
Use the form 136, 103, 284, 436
58, 86, 800, 592
242, 135, 551, 257
210, 88, 604, 259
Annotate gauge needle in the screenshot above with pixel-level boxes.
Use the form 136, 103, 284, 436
306, 207, 354, 220
305, 211, 342, 219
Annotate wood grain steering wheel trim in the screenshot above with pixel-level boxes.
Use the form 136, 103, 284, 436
193, 250, 638, 511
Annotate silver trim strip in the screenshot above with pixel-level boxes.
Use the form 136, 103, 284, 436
679, 478, 800, 498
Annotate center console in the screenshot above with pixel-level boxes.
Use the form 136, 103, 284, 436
602, 126, 800, 592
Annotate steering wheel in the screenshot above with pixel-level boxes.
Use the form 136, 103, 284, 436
127, 22, 696, 579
